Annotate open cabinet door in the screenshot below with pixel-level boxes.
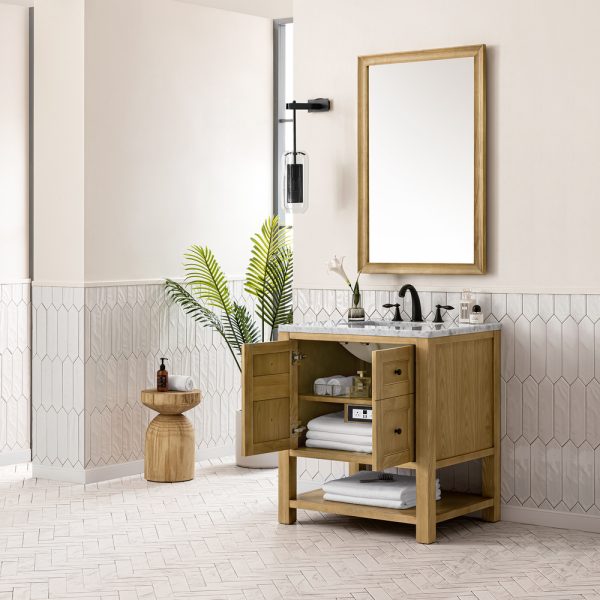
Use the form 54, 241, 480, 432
372, 346, 415, 470
242, 340, 298, 456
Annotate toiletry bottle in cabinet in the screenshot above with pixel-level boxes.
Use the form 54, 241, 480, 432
157, 358, 169, 392
459, 290, 475, 323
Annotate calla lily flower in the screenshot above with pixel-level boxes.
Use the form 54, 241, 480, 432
327, 255, 351, 286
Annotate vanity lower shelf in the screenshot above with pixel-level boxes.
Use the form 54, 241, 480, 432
291, 489, 494, 525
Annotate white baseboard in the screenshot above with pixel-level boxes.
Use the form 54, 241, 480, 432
32, 446, 236, 484
0, 449, 31, 467
501, 504, 600, 534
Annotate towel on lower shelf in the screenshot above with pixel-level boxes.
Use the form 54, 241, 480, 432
305, 439, 372, 453
307, 411, 371, 437
323, 490, 441, 510
306, 430, 374, 446
323, 471, 440, 503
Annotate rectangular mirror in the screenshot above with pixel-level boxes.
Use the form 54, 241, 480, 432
358, 45, 486, 274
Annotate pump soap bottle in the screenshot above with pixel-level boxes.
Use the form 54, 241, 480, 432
157, 358, 169, 392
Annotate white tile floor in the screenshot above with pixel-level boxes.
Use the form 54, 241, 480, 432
1, 459, 600, 599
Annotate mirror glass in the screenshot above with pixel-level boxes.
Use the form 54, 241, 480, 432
358, 46, 486, 274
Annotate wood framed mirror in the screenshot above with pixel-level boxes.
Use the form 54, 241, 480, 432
358, 45, 486, 274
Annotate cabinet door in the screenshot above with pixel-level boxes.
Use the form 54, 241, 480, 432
242, 340, 298, 456
372, 346, 415, 470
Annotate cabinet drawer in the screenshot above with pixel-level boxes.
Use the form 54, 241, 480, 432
375, 346, 414, 398
372, 395, 414, 470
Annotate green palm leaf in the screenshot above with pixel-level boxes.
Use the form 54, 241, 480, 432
165, 279, 241, 370
245, 216, 293, 340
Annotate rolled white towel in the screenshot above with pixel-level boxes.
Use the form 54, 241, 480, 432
314, 376, 343, 396
328, 376, 354, 396
168, 375, 195, 392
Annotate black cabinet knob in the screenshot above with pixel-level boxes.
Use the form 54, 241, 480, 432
394, 428, 402, 435
394, 368, 402, 375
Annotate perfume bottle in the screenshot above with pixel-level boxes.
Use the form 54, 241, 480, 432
351, 370, 372, 398
459, 290, 475, 324
470, 304, 484, 324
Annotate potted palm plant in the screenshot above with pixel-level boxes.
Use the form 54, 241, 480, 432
166, 216, 293, 468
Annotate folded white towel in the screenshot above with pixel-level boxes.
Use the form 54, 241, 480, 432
323, 471, 440, 502
307, 411, 371, 437
168, 375, 195, 392
328, 376, 354, 396
305, 439, 372, 453
323, 490, 441, 510
306, 430, 373, 446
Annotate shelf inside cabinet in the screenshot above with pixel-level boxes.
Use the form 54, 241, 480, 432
290, 447, 373, 464
299, 394, 372, 406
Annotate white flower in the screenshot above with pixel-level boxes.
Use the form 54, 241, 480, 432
327, 255, 351, 286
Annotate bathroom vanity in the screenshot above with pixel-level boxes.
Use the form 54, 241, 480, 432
242, 320, 501, 544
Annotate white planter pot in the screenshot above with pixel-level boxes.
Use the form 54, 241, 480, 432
235, 409, 278, 469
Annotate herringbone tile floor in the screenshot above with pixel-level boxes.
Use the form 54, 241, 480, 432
1, 460, 600, 600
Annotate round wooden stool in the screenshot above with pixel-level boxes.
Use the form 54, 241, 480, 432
141, 389, 201, 483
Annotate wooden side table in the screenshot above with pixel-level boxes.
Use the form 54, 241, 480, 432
141, 389, 202, 482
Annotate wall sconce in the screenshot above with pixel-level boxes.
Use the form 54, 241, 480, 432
282, 98, 331, 213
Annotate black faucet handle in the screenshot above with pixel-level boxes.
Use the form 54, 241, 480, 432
383, 303, 403, 322
433, 304, 454, 324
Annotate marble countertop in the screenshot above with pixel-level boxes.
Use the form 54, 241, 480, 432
280, 319, 501, 339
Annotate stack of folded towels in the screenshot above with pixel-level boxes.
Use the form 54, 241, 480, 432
323, 471, 442, 509
305, 411, 372, 453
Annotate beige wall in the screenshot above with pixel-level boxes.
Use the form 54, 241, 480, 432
34, 0, 273, 283
33, 0, 85, 283
293, 0, 600, 293
84, 0, 273, 282
0, 4, 29, 280
178, 0, 292, 19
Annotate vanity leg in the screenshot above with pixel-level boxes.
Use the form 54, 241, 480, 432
481, 453, 500, 522
348, 462, 370, 475
416, 466, 437, 544
278, 450, 297, 525
482, 331, 501, 522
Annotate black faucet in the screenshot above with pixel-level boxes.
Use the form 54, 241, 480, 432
399, 284, 423, 322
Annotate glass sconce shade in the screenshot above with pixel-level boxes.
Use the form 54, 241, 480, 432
282, 151, 309, 213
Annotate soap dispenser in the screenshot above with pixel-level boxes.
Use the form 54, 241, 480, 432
157, 357, 169, 392
459, 290, 475, 323
351, 370, 372, 398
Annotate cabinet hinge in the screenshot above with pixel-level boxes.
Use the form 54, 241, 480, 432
291, 351, 307, 364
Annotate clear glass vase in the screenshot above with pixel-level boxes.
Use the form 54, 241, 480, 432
347, 292, 365, 322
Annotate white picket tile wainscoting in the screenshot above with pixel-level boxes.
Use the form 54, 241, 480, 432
0, 281, 30, 466
28, 280, 600, 531
293, 287, 600, 529
31, 281, 246, 482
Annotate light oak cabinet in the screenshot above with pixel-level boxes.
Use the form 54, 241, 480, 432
242, 328, 501, 544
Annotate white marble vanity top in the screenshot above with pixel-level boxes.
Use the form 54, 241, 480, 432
280, 319, 501, 338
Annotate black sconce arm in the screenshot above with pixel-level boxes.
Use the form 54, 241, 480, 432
286, 98, 331, 112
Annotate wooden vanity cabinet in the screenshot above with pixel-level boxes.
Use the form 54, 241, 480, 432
241, 329, 501, 544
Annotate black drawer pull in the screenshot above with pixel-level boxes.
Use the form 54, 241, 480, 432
394, 428, 402, 435
394, 368, 402, 375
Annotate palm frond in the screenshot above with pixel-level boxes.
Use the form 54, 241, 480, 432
244, 215, 292, 340
183, 245, 233, 313
222, 303, 261, 352
263, 247, 294, 338
165, 279, 241, 370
